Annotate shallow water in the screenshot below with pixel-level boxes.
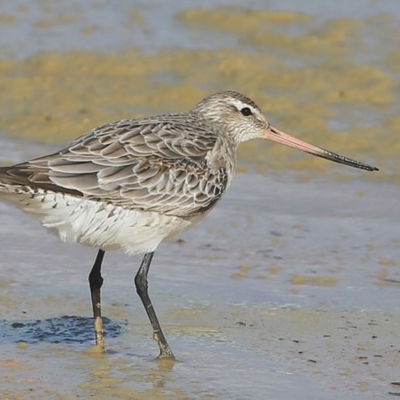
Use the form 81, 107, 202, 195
0, 1, 400, 399
1, 162, 399, 399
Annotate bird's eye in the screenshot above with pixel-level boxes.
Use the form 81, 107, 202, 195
240, 107, 252, 116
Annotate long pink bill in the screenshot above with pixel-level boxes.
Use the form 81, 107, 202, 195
265, 125, 379, 172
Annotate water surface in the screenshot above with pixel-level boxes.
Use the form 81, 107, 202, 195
0, 1, 399, 399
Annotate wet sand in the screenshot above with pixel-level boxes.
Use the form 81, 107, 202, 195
0, 1, 399, 399
1, 166, 399, 399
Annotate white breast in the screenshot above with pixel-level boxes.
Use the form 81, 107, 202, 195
1, 188, 195, 255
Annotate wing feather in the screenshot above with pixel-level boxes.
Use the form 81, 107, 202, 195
0, 114, 234, 216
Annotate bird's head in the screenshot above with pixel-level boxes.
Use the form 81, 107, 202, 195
191, 91, 378, 172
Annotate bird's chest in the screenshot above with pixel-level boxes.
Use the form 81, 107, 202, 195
206, 139, 236, 189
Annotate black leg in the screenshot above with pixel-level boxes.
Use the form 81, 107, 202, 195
135, 252, 175, 359
88, 249, 105, 350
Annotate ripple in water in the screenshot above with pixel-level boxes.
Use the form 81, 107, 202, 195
0, 316, 125, 344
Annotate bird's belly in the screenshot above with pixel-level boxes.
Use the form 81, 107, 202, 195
0, 189, 194, 255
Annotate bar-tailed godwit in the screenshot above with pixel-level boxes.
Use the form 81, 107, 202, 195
0, 91, 378, 358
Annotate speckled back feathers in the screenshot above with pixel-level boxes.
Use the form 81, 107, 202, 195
0, 91, 268, 218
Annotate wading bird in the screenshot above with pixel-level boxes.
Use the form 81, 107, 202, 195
0, 91, 378, 359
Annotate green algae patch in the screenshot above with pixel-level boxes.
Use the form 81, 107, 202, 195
177, 7, 312, 34
1, 6, 397, 180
